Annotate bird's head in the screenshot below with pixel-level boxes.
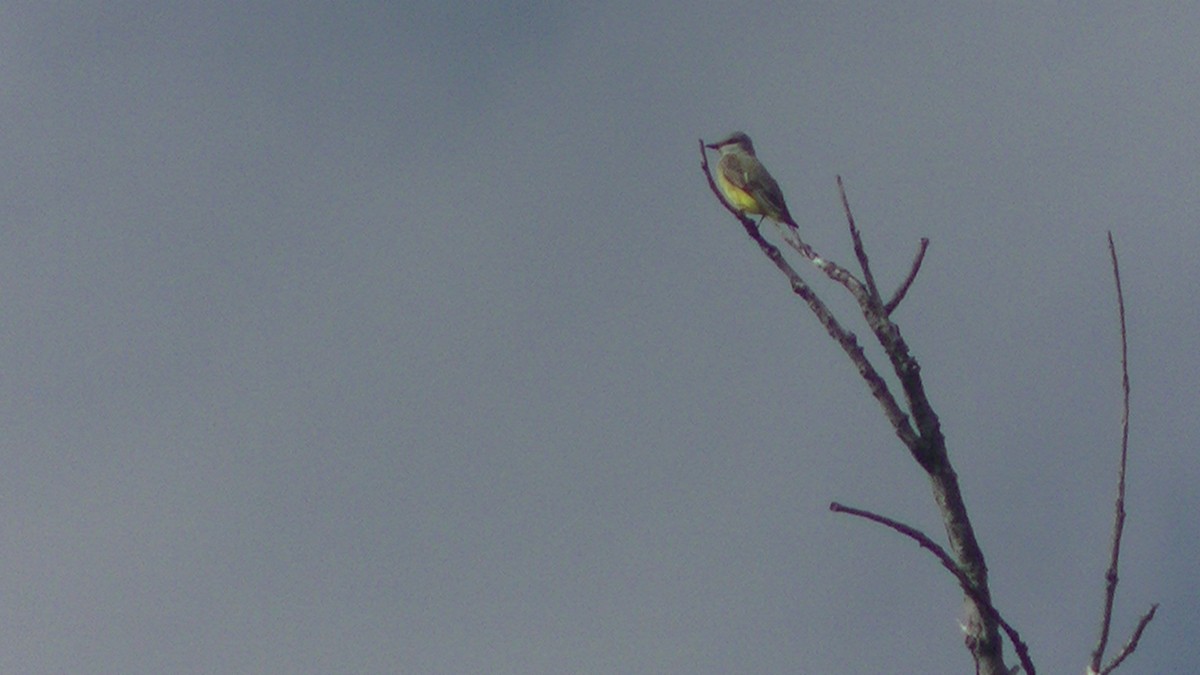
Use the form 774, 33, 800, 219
705, 131, 756, 155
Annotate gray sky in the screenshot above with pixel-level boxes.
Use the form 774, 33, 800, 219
2, 2, 1197, 673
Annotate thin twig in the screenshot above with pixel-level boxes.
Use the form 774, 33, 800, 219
1089, 231, 1135, 672
837, 176, 882, 303
1099, 604, 1158, 675
829, 502, 965, 586
830, 503, 1036, 675
885, 238, 930, 315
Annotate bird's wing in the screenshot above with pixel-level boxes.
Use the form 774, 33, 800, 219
754, 173, 792, 219
718, 153, 753, 190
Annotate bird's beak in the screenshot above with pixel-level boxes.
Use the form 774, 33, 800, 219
704, 142, 720, 150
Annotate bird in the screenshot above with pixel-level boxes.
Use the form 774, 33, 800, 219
705, 131, 798, 230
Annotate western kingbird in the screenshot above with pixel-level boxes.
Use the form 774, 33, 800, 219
706, 132, 798, 230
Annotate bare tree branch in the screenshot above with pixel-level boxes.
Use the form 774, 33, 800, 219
885, 238, 930, 315
830, 503, 1036, 675
823, 187, 1001, 670
702, 142, 1010, 674
1090, 230, 1130, 669
699, 141, 918, 448
1086, 232, 1155, 674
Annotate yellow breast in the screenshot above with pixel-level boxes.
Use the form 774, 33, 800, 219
717, 172, 764, 215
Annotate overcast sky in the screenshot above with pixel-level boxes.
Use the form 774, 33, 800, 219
2, 3, 1197, 673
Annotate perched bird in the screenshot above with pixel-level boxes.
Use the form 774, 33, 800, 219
706, 132, 798, 230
